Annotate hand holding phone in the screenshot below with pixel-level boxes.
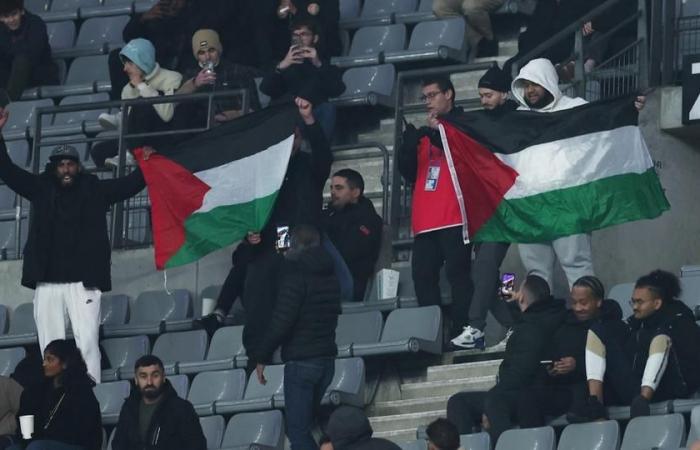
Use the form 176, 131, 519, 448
499, 273, 516, 298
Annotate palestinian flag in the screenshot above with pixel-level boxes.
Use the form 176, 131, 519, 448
134, 105, 298, 269
439, 96, 670, 243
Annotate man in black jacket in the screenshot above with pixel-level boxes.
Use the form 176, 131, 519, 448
572, 269, 700, 421
446, 275, 566, 442
322, 406, 401, 450
0, 0, 58, 101
0, 109, 146, 383
254, 225, 341, 450
322, 169, 383, 302
112, 355, 206, 450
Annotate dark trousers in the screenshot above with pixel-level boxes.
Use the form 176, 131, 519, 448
517, 383, 586, 427
447, 388, 519, 444
0, 54, 32, 101
0, 436, 16, 450
284, 357, 335, 450
468, 242, 513, 332
412, 226, 473, 336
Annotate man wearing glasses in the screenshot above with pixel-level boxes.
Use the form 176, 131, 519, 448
398, 76, 473, 346
570, 269, 700, 422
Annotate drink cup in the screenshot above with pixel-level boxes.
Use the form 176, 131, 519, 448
19, 415, 34, 439
201, 297, 217, 316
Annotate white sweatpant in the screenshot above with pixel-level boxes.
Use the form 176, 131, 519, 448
33, 282, 102, 383
518, 233, 594, 289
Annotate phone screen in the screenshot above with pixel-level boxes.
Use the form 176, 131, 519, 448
500, 273, 516, 296
276, 225, 290, 251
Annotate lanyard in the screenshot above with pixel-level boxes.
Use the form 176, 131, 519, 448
43, 393, 66, 431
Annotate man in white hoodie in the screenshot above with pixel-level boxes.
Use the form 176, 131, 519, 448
511, 58, 645, 289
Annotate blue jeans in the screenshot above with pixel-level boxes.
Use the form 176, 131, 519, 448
284, 357, 335, 450
8, 441, 84, 450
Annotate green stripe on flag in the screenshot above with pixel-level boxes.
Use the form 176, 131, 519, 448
474, 169, 670, 243
165, 192, 279, 268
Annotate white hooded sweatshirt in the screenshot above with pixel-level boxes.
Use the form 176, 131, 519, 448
511, 58, 587, 112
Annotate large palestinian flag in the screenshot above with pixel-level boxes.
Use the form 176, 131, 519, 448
135, 105, 298, 269
438, 96, 670, 243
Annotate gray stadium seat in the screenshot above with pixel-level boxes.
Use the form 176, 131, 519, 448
384, 18, 467, 64
400, 440, 426, 450
339, 0, 361, 20
100, 335, 149, 382
219, 410, 285, 450
199, 415, 225, 450
331, 24, 407, 68
395, 0, 436, 24
681, 276, 700, 316
0, 185, 16, 210
53, 93, 111, 128
25, 0, 50, 13
187, 369, 246, 416
43, 55, 110, 97
461, 432, 490, 450
672, 393, 700, 414
331, 64, 395, 107
0, 303, 37, 348
495, 426, 555, 450
557, 421, 619, 450
124, 329, 207, 377
1, 99, 54, 140
93, 380, 130, 425
607, 282, 634, 319
51, 0, 100, 10
620, 414, 686, 450
335, 311, 384, 357
0, 347, 26, 376
179, 326, 246, 375
75, 16, 129, 49
215, 364, 284, 414
0, 219, 28, 262
341, 0, 418, 28
5, 139, 30, 168
102, 288, 192, 337
352, 305, 443, 356
687, 405, 700, 443
606, 400, 672, 420
100, 294, 130, 326
46, 21, 76, 51
169, 374, 189, 398
322, 357, 366, 407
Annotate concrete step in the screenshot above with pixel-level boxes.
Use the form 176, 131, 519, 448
400, 375, 497, 399
499, 39, 518, 58
370, 395, 450, 416
426, 359, 502, 382
369, 410, 445, 434
373, 428, 419, 444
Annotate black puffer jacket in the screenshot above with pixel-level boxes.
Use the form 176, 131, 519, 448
253, 245, 341, 363
0, 11, 58, 86
111, 380, 206, 450
0, 140, 145, 291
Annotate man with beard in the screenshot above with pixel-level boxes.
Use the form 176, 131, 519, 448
0, 109, 146, 383
112, 355, 206, 450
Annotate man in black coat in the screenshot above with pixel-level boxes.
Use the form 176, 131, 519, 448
322, 168, 383, 302
112, 355, 206, 450
254, 225, 341, 450
322, 406, 401, 450
446, 275, 566, 442
0, 109, 146, 383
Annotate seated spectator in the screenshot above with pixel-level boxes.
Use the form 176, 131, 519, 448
10, 340, 102, 450
274, 0, 341, 60
433, 0, 502, 59
322, 169, 383, 302
0, 0, 58, 101
322, 406, 401, 450
516, 276, 627, 427
111, 355, 206, 450
570, 270, 700, 422
260, 17, 345, 139
426, 418, 460, 450
0, 376, 22, 450
446, 275, 565, 442
177, 29, 262, 127
91, 38, 182, 167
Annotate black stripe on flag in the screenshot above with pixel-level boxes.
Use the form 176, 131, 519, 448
444, 95, 639, 155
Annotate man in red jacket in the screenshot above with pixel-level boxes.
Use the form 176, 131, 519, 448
398, 76, 473, 343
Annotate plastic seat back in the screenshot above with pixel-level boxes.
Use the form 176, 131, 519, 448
93, 380, 130, 416
101, 335, 149, 371
100, 294, 130, 325
362, 0, 417, 17
408, 18, 465, 51
207, 326, 246, 361
620, 414, 686, 450
221, 410, 285, 449
76, 16, 130, 47
0, 347, 26, 376
54, 93, 110, 126
152, 330, 208, 363
557, 421, 619, 450
187, 369, 246, 405
608, 282, 634, 319
132, 289, 191, 324
244, 364, 284, 400
199, 415, 225, 449
51, 0, 100, 10
2, 99, 54, 136
495, 427, 555, 450
341, 64, 395, 97
349, 24, 406, 56
9, 303, 36, 335
65, 55, 110, 85
336, 311, 383, 347
47, 21, 76, 50
381, 306, 441, 342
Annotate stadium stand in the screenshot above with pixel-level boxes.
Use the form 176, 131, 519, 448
0, 346, 25, 377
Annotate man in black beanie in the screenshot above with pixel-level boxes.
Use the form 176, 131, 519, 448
478, 65, 517, 113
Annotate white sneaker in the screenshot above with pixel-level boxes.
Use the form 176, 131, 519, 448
98, 112, 121, 130
450, 325, 485, 350
489, 328, 513, 351
104, 152, 135, 167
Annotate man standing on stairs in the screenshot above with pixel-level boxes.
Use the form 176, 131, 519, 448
433, 0, 503, 59
398, 75, 473, 346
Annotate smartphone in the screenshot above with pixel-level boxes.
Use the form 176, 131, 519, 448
499, 272, 516, 297
291, 35, 303, 48
276, 225, 291, 252
540, 360, 553, 365
0, 90, 10, 109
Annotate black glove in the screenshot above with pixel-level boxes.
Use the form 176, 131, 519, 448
630, 395, 650, 418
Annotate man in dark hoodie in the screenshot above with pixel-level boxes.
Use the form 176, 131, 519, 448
253, 224, 341, 450
112, 355, 206, 450
571, 269, 700, 421
322, 169, 383, 302
0, 0, 58, 101
322, 406, 401, 450
446, 275, 566, 442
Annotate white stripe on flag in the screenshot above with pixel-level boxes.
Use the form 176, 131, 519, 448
193, 134, 294, 214
497, 126, 652, 199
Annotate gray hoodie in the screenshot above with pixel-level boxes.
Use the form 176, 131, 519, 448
511, 58, 588, 112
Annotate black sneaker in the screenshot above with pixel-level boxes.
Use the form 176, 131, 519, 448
630, 395, 651, 418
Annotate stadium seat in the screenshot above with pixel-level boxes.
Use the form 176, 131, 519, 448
606, 400, 672, 420
178, 326, 246, 375
118, 329, 207, 377
51, 0, 101, 10
682, 0, 700, 17
25, 0, 50, 13
102, 288, 192, 337
607, 282, 634, 319
219, 410, 285, 450
169, 374, 189, 398
0, 219, 28, 261
384, 18, 467, 64
460, 432, 491, 450
100, 294, 130, 326
73, 15, 129, 52
93, 380, 130, 425
187, 369, 246, 416
1, 99, 54, 141
331, 64, 395, 107
331, 24, 407, 68
495, 426, 555, 450
400, 440, 426, 450
100, 335, 149, 382
0, 303, 37, 348
215, 364, 284, 414
342, 275, 399, 313
687, 405, 700, 443
43, 55, 111, 98
0, 185, 16, 210
557, 421, 619, 450
46, 21, 76, 52
680, 276, 700, 317
339, 0, 361, 21
199, 415, 225, 450
395, 0, 436, 24
0, 347, 26, 377
620, 414, 686, 450
53, 93, 111, 128
335, 311, 384, 357
342, 0, 418, 28
5, 139, 30, 168
322, 357, 366, 407
352, 306, 443, 356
